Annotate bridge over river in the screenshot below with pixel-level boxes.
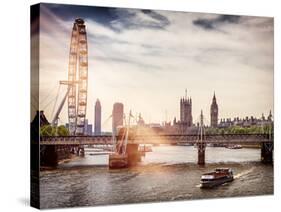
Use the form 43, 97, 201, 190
39, 133, 273, 167
40, 133, 272, 145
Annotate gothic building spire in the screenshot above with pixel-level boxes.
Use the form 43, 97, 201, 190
268, 110, 273, 121
210, 92, 218, 128
212, 91, 216, 102
180, 90, 193, 131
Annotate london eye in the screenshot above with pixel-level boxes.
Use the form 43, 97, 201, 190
51, 18, 88, 135
68, 18, 88, 135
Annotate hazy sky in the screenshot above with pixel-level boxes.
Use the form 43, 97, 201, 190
38, 3, 274, 131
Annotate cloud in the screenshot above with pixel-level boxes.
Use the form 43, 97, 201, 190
94, 55, 162, 70
109, 9, 170, 31
45, 4, 171, 32
193, 14, 241, 30
38, 4, 273, 130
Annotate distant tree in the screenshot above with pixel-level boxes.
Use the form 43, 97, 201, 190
40, 125, 55, 136
229, 126, 246, 134
57, 125, 69, 136
40, 125, 69, 136
203, 124, 273, 135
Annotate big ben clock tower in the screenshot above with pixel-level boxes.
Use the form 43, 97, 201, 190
210, 92, 218, 128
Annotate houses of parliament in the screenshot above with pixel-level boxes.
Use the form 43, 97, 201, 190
165, 91, 273, 134
171, 91, 218, 134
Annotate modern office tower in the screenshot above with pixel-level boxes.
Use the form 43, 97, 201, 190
112, 102, 124, 135
94, 99, 101, 135
87, 124, 93, 136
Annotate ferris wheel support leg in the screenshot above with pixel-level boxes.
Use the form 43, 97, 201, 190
51, 88, 70, 127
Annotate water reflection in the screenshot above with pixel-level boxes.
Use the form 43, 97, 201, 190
59, 145, 260, 168
40, 146, 272, 209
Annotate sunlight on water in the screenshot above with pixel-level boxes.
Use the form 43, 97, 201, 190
60, 146, 260, 168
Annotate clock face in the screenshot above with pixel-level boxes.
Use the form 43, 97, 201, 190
213, 109, 217, 113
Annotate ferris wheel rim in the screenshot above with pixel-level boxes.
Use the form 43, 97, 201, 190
67, 18, 88, 135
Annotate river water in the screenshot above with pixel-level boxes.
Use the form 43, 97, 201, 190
40, 146, 273, 209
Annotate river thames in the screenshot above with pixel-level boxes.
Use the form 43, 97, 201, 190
40, 146, 273, 208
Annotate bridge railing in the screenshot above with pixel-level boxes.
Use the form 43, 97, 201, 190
39, 133, 273, 145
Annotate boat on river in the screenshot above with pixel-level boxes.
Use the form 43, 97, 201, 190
226, 144, 242, 149
200, 168, 234, 188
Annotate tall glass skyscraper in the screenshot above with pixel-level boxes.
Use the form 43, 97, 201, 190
94, 99, 101, 135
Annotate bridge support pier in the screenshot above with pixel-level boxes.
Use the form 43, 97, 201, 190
198, 149, 205, 165
197, 143, 206, 165
40, 145, 58, 167
108, 144, 141, 169
40, 145, 74, 167
80, 147, 85, 157
261, 142, 273, 164
75, 147, 80, 156
77, 146, 85, 157
126, 144, 141, 166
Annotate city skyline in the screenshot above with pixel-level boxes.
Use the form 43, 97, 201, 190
63, 94, 273, 133
38, 4, 273, 132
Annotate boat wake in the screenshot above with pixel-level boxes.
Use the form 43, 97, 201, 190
234, 167, 255, 179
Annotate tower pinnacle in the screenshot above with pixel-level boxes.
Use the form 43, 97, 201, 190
210, 92, 218, 128
213, 91, 216, 102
